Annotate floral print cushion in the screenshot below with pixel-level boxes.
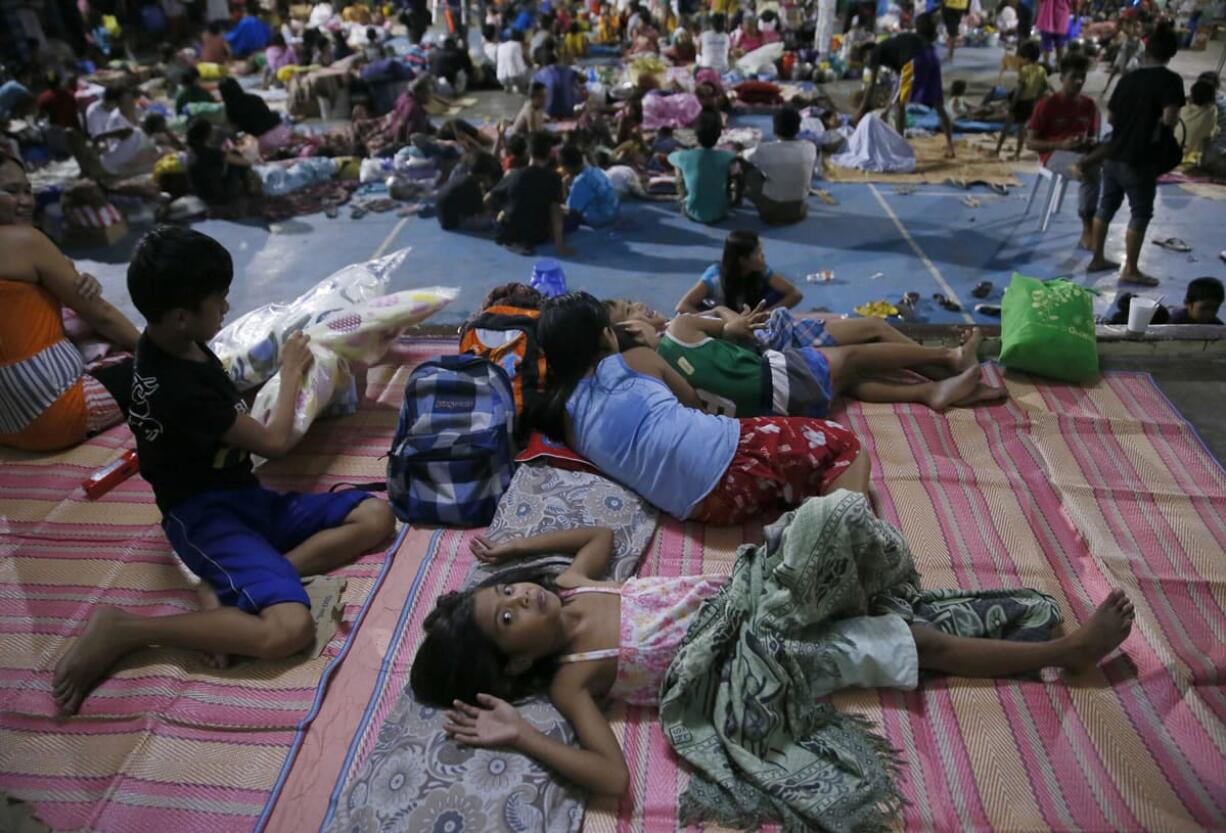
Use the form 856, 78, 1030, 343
326, 464, 659, 833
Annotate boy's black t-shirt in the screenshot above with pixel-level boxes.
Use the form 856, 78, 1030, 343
490, 164, 563, 246
1107, 65, 1186, 168
128, 332, 258, 513
436, 174, 484, 230
870, 33, 926, 72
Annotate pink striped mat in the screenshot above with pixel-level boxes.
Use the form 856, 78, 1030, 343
0, 353, 428, 833
270, 361, 1226, 833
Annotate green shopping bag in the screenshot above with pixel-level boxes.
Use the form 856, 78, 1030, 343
998, 273, 1099, 382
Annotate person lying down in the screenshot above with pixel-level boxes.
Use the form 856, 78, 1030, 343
411, 502, 1135, 830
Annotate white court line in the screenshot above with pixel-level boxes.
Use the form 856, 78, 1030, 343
869, 183, 974, 323
372, 216, 411, 259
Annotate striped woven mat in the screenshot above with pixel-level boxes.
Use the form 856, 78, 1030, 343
0, 362, 409, 833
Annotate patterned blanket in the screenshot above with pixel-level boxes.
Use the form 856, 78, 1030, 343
661, 490, 1060, 833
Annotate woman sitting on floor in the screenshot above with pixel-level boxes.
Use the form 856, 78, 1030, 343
0, 151, 139, 451
218, 77, 301, 159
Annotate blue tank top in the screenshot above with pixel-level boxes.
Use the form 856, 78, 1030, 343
566, 354, 739, 519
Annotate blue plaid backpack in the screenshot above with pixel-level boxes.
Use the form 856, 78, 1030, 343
386, 355, 516, 527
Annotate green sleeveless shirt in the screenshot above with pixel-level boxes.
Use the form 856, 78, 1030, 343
657, 332, 770, 417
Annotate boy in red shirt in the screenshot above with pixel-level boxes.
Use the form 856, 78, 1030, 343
1027, 53, 1100, 250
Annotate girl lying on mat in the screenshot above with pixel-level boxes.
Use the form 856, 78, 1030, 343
532, 291, 869, 525
410, 508, 1135, 829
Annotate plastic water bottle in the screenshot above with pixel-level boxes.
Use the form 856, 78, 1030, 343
530, 259, 567, 298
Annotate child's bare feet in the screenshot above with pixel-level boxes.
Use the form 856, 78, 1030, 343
953, 328, 984, 371
924, 366, 980, 411
1062, 590, 1135, 671
1087, 258, 1120, 273
196, 586, 229, 670
52, 606, 136, 715
954, 382, 1009, 407
1078, 233, 1095, 251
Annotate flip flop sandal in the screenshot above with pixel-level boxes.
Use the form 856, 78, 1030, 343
989, 183, 1009, 196
961, 195, 981, 209
1120, 273, 1160, 286
902, 291, 921, 305
933, 293, 963, 312
1153, 237, 1191, 252
350, 206, 368, 219
974, 303, 1002, 317
946, 177, 969, 190
324, 203, 339, 219
971, 281, 993, 299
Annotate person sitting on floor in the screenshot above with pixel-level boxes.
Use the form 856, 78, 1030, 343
696, 12, 731, 74
218, 77, 295, 159
413, 519, 1135, 817
856, 13, 956, 159
174, 67, 216, 116
486, 130, 575, 255
1026, 52, 1099, 251
263, 33, 300, 87
527, 291, 871, 524
560, 143, 619, 228
89, 87, 162, 178
0, 150, 139, 452
436, 149, 503, 231
533, 48, 584, 120
225, 0, 273, 59
994, 40, 1048, 159
430, 36, 475, 95
49, 225, 396, 716
1168, 277, 1224, 325
497, 30, 532, 95
676, 229, 802, 313
186, 117, 258, 214
667, 109, 739, 225
35, 71, 81, 131
512, 81, 550, 134
743, 105, 818, 225
664, 26, 697, 63
200, 21, 231, 64
1179, 79, 1220, 167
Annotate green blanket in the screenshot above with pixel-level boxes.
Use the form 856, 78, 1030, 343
658, 491, 1062, 833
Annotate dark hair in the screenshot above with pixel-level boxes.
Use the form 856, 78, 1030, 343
773, 105, 801, 139
511, 28, 525, 42
141, 113, 166, 134
1018, 40, 1041, 62
1196, 71, 1220, 90
1187, 276, 1224, 305
915, 11, 937, 42
478, 282, 542, 311
613, 322, 646, 352
270, 32, 287, 48
1190, 79, 1215, 107
185, 117, 212, 148
711, 12, 726, 33
506, 132, 528, 159
1146, 21, 1178, 62
468, 149, 503, 185
559, 143, 585, 172
184, 65, 200, 83
535, 291, 612, 440
530, 80, 547, 96
720, 229, 767, 310
529, 129, 553, 161
127, 225, 234, 323
1059, 52, 1090, 76
207, 20, 225, 34
695, 109, 722, 148
410, 566, 562, 708
951, 79, 967, 96
103, 85, 125, 104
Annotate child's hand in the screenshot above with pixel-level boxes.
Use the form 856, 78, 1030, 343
471, 536, 516, 563
74, 271, 102, 301
725, 302, 767, 341
280, 331, 313, 379
445, 694, 526, 748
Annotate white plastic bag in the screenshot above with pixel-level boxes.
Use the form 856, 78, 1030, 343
211, 247, 409, 390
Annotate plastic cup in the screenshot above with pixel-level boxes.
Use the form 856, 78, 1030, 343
1127, 296, 1159, 334
531, 259, 568, 298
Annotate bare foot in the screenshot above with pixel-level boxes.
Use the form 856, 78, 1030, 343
1078, 234, 1095, 251
924, 366, 980, 412
1119, 270, 1159, 287
1086, 258, 1120, 273
953, 328, 984, 372
196, 585, 230, 670
954, 383, 1009, 407
52, 607, 135, 715
1062, 589, 1135, 671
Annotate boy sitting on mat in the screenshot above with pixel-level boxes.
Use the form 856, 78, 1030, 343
51, 226, 395, 716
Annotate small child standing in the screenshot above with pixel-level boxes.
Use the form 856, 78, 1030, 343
1169, 277, 1224, 325
50, 226, 395, 716
560, 144, 620, 227
995, 40, 1048, 159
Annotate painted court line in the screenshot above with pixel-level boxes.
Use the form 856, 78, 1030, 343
869, 183, 974, 323
372, 216, 411, 259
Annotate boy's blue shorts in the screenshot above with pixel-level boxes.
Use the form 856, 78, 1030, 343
162, 487, 372, 614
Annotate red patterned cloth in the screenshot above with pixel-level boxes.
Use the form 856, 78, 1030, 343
691, 415, 860, 524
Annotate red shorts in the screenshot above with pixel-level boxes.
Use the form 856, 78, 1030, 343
691, 416, 861, 525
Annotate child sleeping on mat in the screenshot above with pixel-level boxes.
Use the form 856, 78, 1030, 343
411, 513, 1136, 829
